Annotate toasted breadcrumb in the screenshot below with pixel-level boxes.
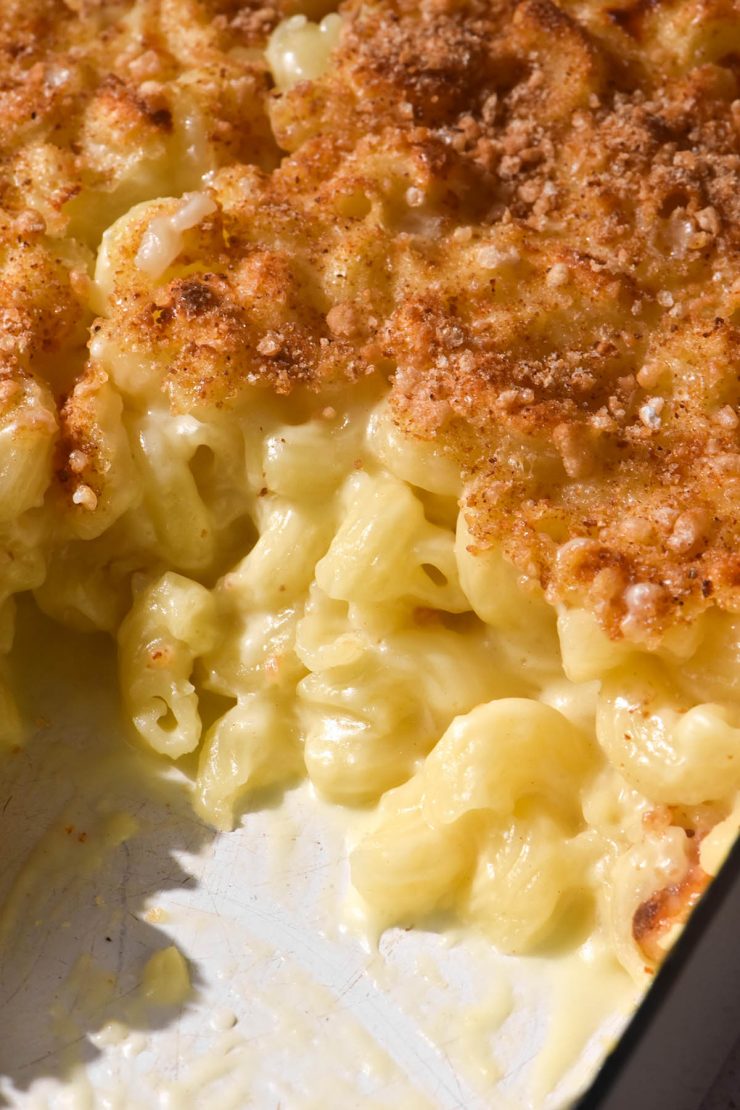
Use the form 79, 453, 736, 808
1, 0, 739, 641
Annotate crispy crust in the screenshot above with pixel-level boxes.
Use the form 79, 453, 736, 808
2, 0, 740, 640
276, 0, 740, 640
632, 804, 719, 964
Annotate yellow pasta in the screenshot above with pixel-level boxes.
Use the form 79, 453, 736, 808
266, 13, 343, 93
0, 0, 737, 994
196, 692, 301, 828
119, 572, 217, 758
597, 662, 740, 805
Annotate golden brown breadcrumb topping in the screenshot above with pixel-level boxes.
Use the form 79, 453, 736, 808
2, 0, 740, 640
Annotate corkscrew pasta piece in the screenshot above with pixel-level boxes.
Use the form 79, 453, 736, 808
119, 572, 217, 757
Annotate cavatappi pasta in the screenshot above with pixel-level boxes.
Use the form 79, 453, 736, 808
109, 380, 738, 977
0, 0, 738, 990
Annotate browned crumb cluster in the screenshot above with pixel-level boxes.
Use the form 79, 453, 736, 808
632, 802, 722, 963
2, 0, 740, 640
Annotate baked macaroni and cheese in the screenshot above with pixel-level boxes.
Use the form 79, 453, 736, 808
0, 0, 739, 1003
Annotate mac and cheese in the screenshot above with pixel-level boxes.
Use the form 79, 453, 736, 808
0, 0, 737, 989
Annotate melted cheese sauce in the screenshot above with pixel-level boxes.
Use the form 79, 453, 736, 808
0, 601, 641, 1109
2, 3, 733, 1102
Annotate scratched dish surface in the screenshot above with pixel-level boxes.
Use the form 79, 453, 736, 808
0, 607, 636, 1109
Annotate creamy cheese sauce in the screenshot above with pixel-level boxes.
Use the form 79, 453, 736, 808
0, 601, 641, 1108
